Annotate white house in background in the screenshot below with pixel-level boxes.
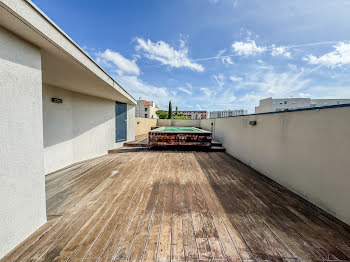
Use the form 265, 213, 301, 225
0, 0, 136, 257
178, 110, 209, 119
135, 98, 159, 118
210, 109, 248, 118
255, 97, 350, 113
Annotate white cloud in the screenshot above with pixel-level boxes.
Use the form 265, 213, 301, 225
96, 49, 140, 76
200, 87, 214, 97
301, 85, 350, 99
178, 87, 192, 95
213, 74, 225, 88
254, 71, 310, 97
135, 38, 204, 72
303, 42, 350, 68
217, 49, 226, 57
299, 92, 311, 97
232, 38, 292, 58
118, 75, 170, 106
185, 83, 193, 89
229, 68, 312, 112
221, 89, 236, 103
271, 45, 291, 58
216, 49, 234, 64
196, 104, 204, 110
230, 76, 243, 82
232, 39, 266, 56
209, 0, 238, 7
222, 56, 234, 64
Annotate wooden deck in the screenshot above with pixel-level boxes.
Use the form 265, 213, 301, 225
2, 151, 350, 261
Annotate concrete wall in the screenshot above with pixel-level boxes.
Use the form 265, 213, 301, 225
43, 85, 135, 174
127, 104, 136, 142
201, 107, 350, 225
135, 117, 157, 136
157, 119, 201, 127
0, 27, 47, 258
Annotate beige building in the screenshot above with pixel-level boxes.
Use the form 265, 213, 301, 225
255, 97, 350, 113
210, 109, 247, 118
135, 98, 159, 119
178, 110, 209, 119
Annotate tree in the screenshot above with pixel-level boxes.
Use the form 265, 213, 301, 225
156, 110, 168, 119
156, 109, 188, 119
172, 114, 188, 119
175, 106, 178, 115
168, 100, 173, 119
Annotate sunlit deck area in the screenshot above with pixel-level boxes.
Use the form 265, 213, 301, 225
3, 151, 350, 262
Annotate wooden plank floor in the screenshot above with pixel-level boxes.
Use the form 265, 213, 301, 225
2, 151, 350, 262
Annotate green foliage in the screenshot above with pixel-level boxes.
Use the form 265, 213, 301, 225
168, 100, 173, 119
156, 110, 188, 119
172, 114, 187, 119
175, 106, 178, 115
156, 110, 169, 119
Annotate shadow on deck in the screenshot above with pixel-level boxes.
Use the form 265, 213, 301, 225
2, 151, 350, 261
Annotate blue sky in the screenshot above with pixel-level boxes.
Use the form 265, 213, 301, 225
32, 0, 350, 112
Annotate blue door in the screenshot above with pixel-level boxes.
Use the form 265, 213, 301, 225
116, 102, 127, 142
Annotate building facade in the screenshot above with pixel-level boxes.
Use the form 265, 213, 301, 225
210, 109, 248, 118
255, 97, 350, 113
178, 110, 209, 120
135, 98, 159, 118
0, 0, 136, 257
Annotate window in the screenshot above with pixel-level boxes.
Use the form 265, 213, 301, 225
145, 108, 148, 111
284, 101, 287, 104
145, 114, 148, 118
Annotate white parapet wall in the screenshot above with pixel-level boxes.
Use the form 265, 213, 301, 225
200, 106, 350, 225
43, 85, 135, 174
157, 119, 201, 127
0, 27, 47, 257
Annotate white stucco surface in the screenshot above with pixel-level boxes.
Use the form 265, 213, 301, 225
43, 85, 135, 174
127, 104, 136, 142
0, 1, 137, 258
0, 27, 47, 258
157, 119, 201, 127
200, 107, 350, 225
0, 0, 135, 105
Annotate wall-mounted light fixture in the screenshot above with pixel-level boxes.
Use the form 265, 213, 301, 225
51, 97, 63, 103
249, 120, 257, 126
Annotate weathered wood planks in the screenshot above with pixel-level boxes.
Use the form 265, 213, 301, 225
2, 151, 350, 262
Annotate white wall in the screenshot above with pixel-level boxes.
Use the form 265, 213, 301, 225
157, 119, 201, 127
43, 85, 135, 174
127, 104, 136, 141
0, 27, 47, 258
201, 107, 350, 225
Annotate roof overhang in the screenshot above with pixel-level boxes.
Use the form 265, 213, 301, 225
0, 0, 136, 105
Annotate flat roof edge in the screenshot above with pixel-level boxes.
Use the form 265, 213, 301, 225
207, 103, 350, 119
1, 0, 136, 104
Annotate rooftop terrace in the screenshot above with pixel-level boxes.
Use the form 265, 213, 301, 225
2, 150, 350, 261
